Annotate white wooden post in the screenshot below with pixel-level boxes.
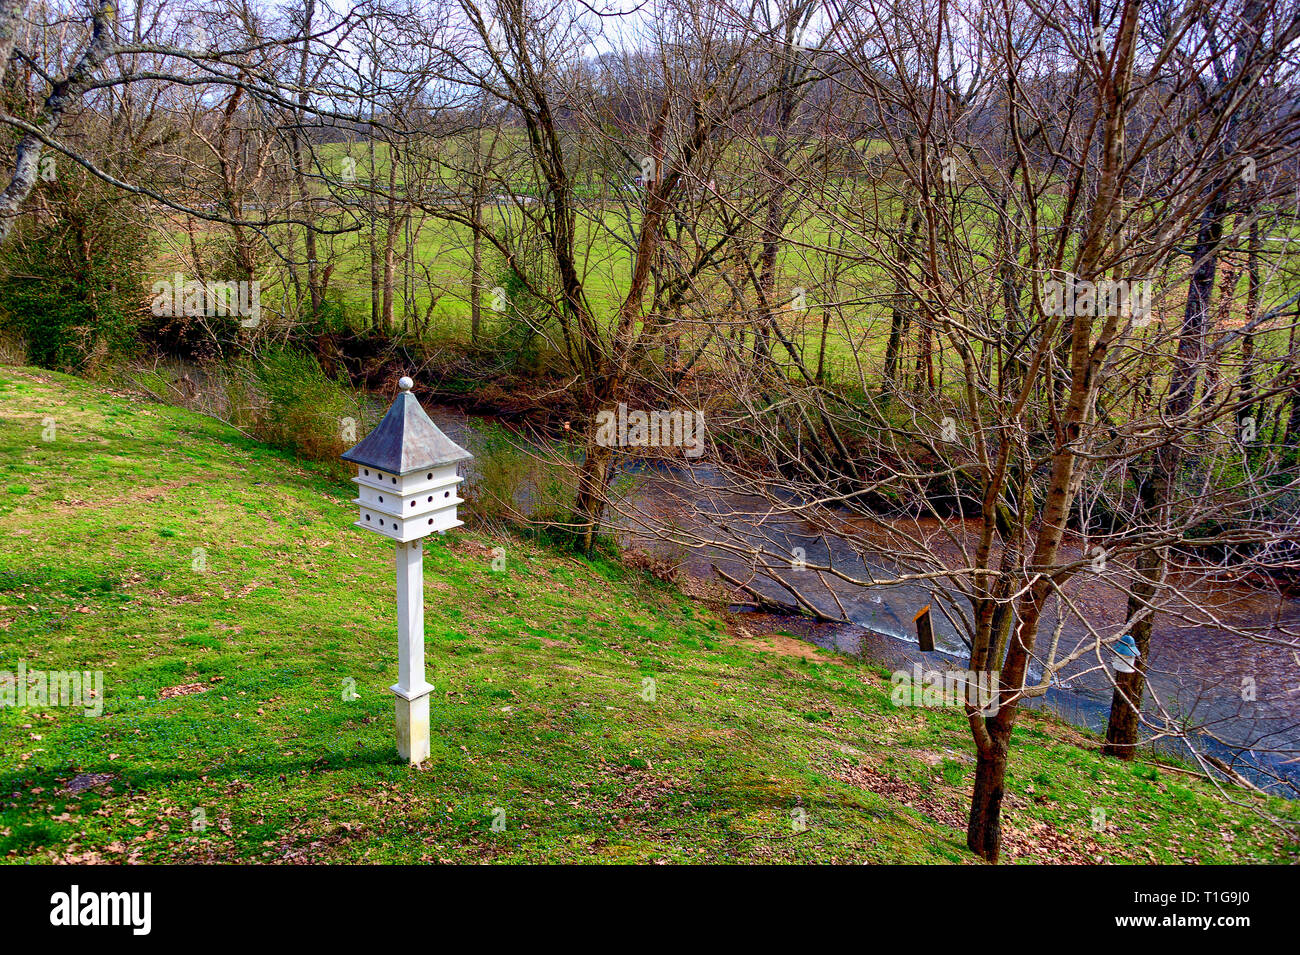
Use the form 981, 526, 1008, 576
392, 539, 433, 764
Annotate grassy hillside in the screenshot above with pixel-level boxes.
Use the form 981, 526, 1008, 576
0, 366, 1295, 863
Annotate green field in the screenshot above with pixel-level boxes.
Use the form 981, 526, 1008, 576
1, 366, 1296, 863
147, 133, 1300, 400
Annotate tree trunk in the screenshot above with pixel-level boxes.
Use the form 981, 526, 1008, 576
967, 744, 1008, 862
292, 0, 322, 315
574, 438, 613, 554
470, 223, 482, 344
382, 227, 398, 330
915, 315, 935, 394
369, 215, 381, 329
381, 158, 401, 330
884, 208, 919, 390
1100, 0, 1262, 755
1238, 217, 1260, 432
1103, 549, 1159, 757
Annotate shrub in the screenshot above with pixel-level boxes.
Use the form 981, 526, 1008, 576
250, 348, 375, 463
0, 180, 148, 372
462, 421, 576, 530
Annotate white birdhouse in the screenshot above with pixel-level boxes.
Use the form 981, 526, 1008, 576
340, 376, 472, 766
342, 377, 472, 540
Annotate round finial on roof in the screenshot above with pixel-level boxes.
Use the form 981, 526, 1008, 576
398, 376, 414, 393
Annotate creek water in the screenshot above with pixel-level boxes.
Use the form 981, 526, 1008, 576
419, 402, 1300, 790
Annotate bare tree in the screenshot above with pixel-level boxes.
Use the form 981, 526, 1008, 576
578, 0, 1300, 862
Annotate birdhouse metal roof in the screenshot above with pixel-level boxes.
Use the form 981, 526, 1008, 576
342, 379, 473, 474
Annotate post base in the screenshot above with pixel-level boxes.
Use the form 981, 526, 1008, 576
394, 690, 431, 765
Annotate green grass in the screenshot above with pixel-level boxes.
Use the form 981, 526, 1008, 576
0, 366, 1295, 863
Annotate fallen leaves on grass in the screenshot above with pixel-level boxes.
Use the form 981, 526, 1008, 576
832, 760, 1117, 864
63, 772, 117, 795
159, 682, 208, 700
